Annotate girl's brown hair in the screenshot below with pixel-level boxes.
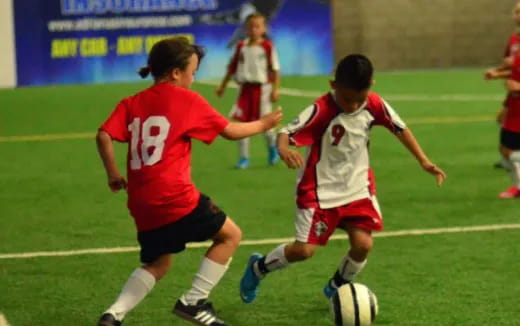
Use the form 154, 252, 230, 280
138, 37, 205, 80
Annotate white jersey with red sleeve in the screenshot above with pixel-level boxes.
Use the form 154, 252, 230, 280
100, 82, 229, 231
227, 38, 280, 84
279, 92, 406, 209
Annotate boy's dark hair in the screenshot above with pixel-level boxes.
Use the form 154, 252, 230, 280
334, 54, 374, 90
138, 37, 205, 80
245, 12, 266, 24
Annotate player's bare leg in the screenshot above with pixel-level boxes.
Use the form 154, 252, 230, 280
174, 217, 241, 326
323, 223, 372, 299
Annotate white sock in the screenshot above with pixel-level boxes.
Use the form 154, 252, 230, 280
183, 257, 229, 305
336, 254, 367, 283
509, 151, 520, 163
509, 160, 520, 188
239, 138, 250, 159
254, 244, 289, 278
106, 267, 156, 321
501, 156, 512, 170
264, 129, 276, 147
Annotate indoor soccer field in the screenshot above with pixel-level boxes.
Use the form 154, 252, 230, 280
1, 70, 519, 325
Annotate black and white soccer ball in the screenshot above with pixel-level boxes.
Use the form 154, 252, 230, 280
330, 283, 378, 326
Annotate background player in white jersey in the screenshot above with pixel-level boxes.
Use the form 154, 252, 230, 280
239, 54, 447, 303
216, 13, 281, 169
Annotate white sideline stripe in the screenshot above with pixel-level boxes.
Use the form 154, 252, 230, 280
1, 224, 519, 260
196, 80, 503, 102
0, 132, 95, 143
0, 314, 11, 326
0, 115, 494, 143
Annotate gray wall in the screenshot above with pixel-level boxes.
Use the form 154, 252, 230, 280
332, 0, 517, 69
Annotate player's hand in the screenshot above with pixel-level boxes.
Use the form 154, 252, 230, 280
270, 88, 279, 102
484, 69, 497, 80
261, 106, 283, 130
279, 148, 305, 169
215, 86, 225, 97
421, 161, 446, 187
496, 107, 506, 124
108, 174, 127, 192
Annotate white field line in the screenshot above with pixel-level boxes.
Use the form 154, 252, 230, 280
0, 314, 11, 326
195, 80, 503, 102
0, 115, 494, 143
0, 132, 95, 143
0, 84, 498, 143
1, 223, 519, 260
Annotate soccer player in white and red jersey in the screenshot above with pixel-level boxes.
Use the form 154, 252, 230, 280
239, 54, 447, 304
485, 1, 520, 170
95, 37, 282, 326
216, 13, 281, 169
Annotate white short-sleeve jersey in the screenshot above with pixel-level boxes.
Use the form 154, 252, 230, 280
227, 38, 280, 84
279, 92, 406, 209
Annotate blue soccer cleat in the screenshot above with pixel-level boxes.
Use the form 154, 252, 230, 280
240, 253, 263, 303
268, 146, 279, 165
323, 281, 337, 299
235, 158, 249, 169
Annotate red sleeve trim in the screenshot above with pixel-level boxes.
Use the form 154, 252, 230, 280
228, 41, 244, 74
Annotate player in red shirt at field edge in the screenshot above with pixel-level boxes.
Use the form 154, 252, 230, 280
238, 54, 446, 305
95, 37, 282, 326
485, 1, 520, 171
486, 50, 520, 198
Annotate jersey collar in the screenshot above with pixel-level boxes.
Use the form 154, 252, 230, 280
329, 91, 367, 115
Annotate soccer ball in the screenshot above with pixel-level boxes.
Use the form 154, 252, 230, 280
329, 283, 378, 326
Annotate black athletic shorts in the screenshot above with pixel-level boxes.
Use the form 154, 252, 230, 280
500, 128, 520, 150
137, 194, 227, 264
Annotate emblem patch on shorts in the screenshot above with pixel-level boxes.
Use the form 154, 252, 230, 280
314, 221, 328, 237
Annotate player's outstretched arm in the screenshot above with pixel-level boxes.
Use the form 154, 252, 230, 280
395, 128, 447, 186
270, 70, 280, 102
216, 72, 233, 97
484, 68, 512, 80
96, 130, 127, 192
220, 107, 282, 140
277, 133, 305, 169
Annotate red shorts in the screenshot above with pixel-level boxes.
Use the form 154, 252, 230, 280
295, 196, 383, 246
230, 82, 272, 122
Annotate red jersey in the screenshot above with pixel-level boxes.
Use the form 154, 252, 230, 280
100, 82, 229, 231
505, 54, 520, 132
280, 92, 406, 209
505, 33, 520, 57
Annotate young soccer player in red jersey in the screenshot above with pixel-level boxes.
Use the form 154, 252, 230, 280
485, 1, 520, 170
239, 54, 447, 304
487, 52, 520, 198
216, 13, 281, 169
95, 37, 282, 326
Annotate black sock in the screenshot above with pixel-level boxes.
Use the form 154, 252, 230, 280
255, 257, 269, 275
331, 270, 348, 288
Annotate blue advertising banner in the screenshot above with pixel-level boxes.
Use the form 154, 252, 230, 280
13, 0, 332, 86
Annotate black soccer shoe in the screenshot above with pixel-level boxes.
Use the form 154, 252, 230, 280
173, 297, 227, 326
97, 313, 122, 326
